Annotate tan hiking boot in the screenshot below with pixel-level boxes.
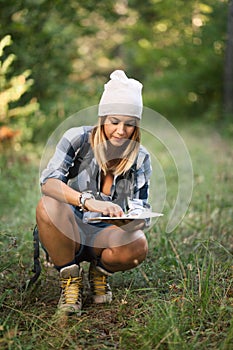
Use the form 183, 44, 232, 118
88, 263, 112, 304
58, 264, 83, 315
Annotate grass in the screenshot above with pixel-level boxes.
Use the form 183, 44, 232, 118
0, 122, 233, 349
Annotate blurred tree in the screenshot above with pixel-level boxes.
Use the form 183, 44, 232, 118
0, 1, 77, 110
0, 0, 229, 141
0, 35, 39, 147
224, 0, 233, 116
0, 0, 119, 113
123, 0, 228, 121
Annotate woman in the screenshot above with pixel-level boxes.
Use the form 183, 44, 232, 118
36, 70, 152, 316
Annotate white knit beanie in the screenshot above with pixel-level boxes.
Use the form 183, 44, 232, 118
98, 70, 143, 119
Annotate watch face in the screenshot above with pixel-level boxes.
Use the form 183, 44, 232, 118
84, 193, 93, 199
81, 192, 94, 205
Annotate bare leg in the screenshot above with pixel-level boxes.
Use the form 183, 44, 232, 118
93, 226, 148, 272
36, 196, 81, 267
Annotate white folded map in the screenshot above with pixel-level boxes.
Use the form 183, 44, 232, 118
87, 211, 163, 222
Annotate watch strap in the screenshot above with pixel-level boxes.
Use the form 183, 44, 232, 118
79, 191, 95, 211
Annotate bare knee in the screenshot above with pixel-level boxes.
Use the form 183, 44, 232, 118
101, 234, 148, 271
125, 235, 148, 265
36, 197, 46, 222
36, 196, 57, 225
36, 196, 72, 224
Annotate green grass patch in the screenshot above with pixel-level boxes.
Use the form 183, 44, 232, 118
0, 124, 233, 349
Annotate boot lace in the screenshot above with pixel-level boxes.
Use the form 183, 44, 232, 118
60, 276, 82, 304
90, 269, 108, 296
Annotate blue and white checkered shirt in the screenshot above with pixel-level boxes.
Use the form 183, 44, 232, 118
40, 126, 152, 217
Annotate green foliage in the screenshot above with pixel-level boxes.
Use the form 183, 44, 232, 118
125, 0, 227, 121
0, 35, 39, 144
0, 0, 230, 142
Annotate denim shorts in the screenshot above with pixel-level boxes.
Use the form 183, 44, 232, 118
71, 205, 112, 263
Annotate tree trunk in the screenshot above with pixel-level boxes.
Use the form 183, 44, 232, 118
224, 0, 233, 115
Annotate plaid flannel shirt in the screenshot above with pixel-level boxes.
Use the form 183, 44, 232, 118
40, 126, 152, 218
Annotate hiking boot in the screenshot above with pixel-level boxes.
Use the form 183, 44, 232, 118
88, 262, 112, 304
58, 264, 83, 316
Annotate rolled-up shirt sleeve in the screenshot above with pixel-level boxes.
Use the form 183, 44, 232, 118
40, 127, 85, 185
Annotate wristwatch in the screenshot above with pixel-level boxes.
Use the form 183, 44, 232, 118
79, 191, 95, 211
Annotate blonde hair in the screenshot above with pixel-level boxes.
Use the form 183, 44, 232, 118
91, 117, 140, 176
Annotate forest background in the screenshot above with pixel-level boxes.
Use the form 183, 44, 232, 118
0, 1, 233, 349
0, 0, 232, 144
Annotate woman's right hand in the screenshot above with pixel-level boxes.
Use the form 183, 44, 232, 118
84, 198, 124, 217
